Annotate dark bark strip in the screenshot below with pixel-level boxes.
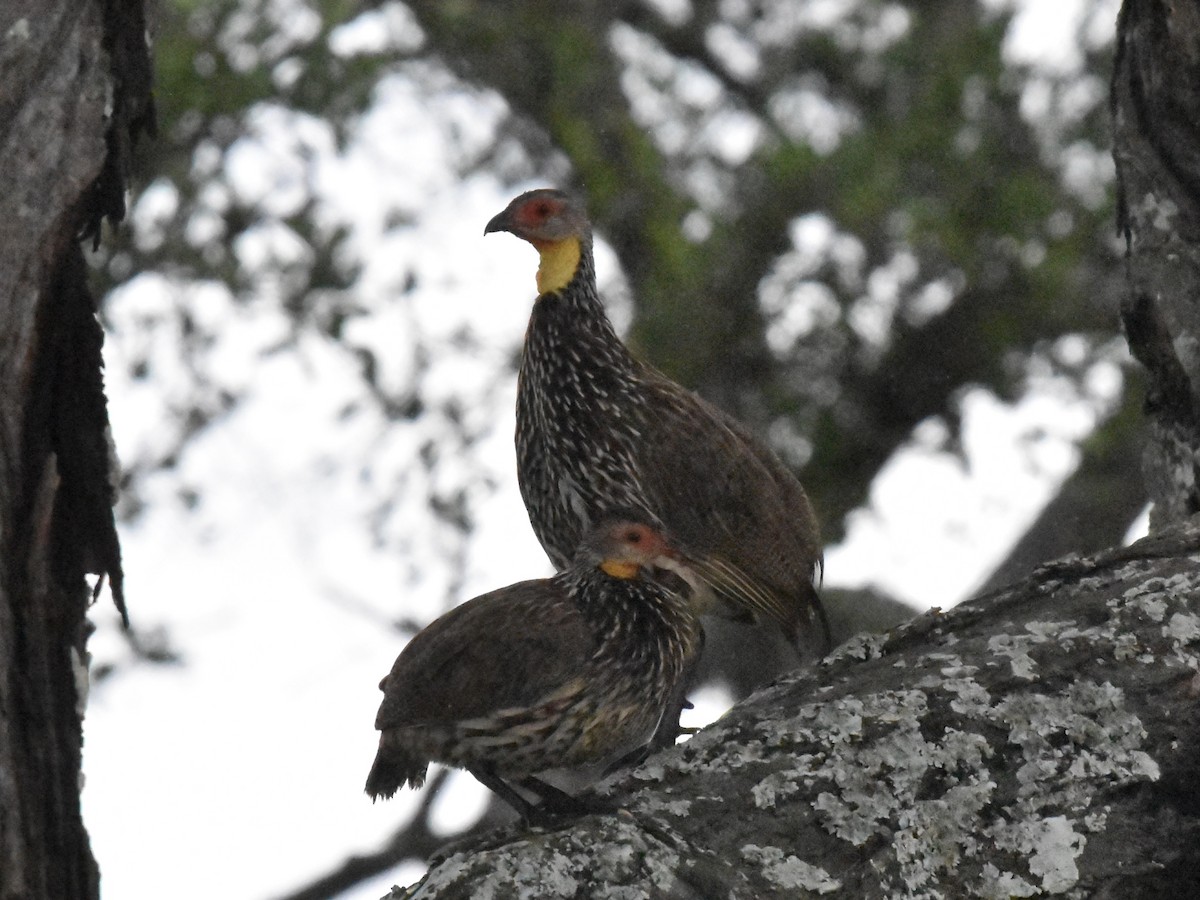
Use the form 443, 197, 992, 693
0, 0, 150, 896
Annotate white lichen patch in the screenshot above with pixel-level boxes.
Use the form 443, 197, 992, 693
828, 630, 889, 663
634, 795, 692, 817
628, 762, 666, 783
672, 735, 771, 777
997, 682, 1158, 793
641, 851, 684, 894
1023, 620, 1078, 640
1112, 632, 1140, 661
743, 669, 1159, 897
415, 817, 692, 899
1116, 566, 1200, 640
480, 847, 578, 900
1163, 570, 1198, 593
5, 17, 31, 40
987, 633, 1040, 679
589, 842, 654, 896
741, 844, 841, 893
1164, 611, 1200, 645
803, 695, 991, 851
1021, 816, 1084, 893
412, 852, 472, 897
986, 618, 1125, 681
942, 674, 992, 716
1160, 610, 1200, 671
751, 755, 822, 809
891, 775, 996, 891
1082, 807, 1109, 832
639, 721, 763, 777
753, 693, 888, 750
978, 862, 1038, 898
1118, 588, 1168, 623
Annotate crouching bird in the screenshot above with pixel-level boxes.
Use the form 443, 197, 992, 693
484, 189, 829, 656
364, 517, 702, 822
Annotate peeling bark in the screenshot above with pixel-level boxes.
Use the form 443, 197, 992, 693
0, 0, 148, 896
390, 517, 1200, 899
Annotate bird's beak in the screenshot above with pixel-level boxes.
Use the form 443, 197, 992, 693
484, 210, 511, 236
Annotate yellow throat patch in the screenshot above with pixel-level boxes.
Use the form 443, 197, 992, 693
600, 560, 641, 580
533, 236, 582, 295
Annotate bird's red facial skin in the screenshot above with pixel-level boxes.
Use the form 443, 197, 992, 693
620, 524, 653, 553
615, 523, 676, 561
515, 196, 563, 231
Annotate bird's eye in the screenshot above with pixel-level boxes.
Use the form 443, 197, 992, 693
625, 529, 642, 543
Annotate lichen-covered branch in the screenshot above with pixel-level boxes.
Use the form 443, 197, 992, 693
388, 517, 1200, 898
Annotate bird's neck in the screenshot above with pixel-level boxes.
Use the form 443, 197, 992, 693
524, 237, 638, 383
565, 567, 697, 671
532, 236, 582, 296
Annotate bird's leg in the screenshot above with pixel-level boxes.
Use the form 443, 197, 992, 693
469, 768, 612, 825
518, 776, 615, 820
468, 766, 540, 823
813, 598, 833, 656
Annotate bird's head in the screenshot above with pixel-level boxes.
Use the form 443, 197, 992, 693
576, 516, 698, 589
485, 188, 590, 296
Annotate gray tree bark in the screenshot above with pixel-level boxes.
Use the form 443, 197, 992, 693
1113, 0, 1200, 526
387, 518, 1200, 899
382, 1, 1200, 896
0, 0, 148, 897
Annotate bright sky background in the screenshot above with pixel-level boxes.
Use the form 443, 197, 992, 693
81, 1, 1127, 898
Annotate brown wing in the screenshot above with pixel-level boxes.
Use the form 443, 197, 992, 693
374, 579, 596, 731
633, 370, 827, 650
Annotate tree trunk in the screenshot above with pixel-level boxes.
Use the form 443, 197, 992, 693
0, 0, 148, 896
384, 2, 1200, 895
1113, 0, 1200, 527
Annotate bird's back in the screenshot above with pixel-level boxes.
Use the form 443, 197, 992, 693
632, 368, 825, 648
374, 580, 595, 732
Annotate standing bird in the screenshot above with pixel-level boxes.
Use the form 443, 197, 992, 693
484, 188, 829, 655
364, 517, 702, 821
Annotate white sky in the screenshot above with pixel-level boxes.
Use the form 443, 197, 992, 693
81, 2, 1128, 898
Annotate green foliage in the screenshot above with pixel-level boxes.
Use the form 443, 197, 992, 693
110, 0, 1130, 550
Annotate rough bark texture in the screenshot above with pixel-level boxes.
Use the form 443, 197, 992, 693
0, 0, 148, 896
388, 517, 1200, 899
1113, 0, 1200, 527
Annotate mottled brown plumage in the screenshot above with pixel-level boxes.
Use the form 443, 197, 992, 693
485, 188, 828, 654
364, 517, 701, 818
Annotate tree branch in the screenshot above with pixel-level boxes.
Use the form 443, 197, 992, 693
384, 517, 1200, 898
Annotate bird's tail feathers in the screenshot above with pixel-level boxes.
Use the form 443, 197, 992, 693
364, 743, 427, 802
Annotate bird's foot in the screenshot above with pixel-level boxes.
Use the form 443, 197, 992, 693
519, 776, 616, 825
